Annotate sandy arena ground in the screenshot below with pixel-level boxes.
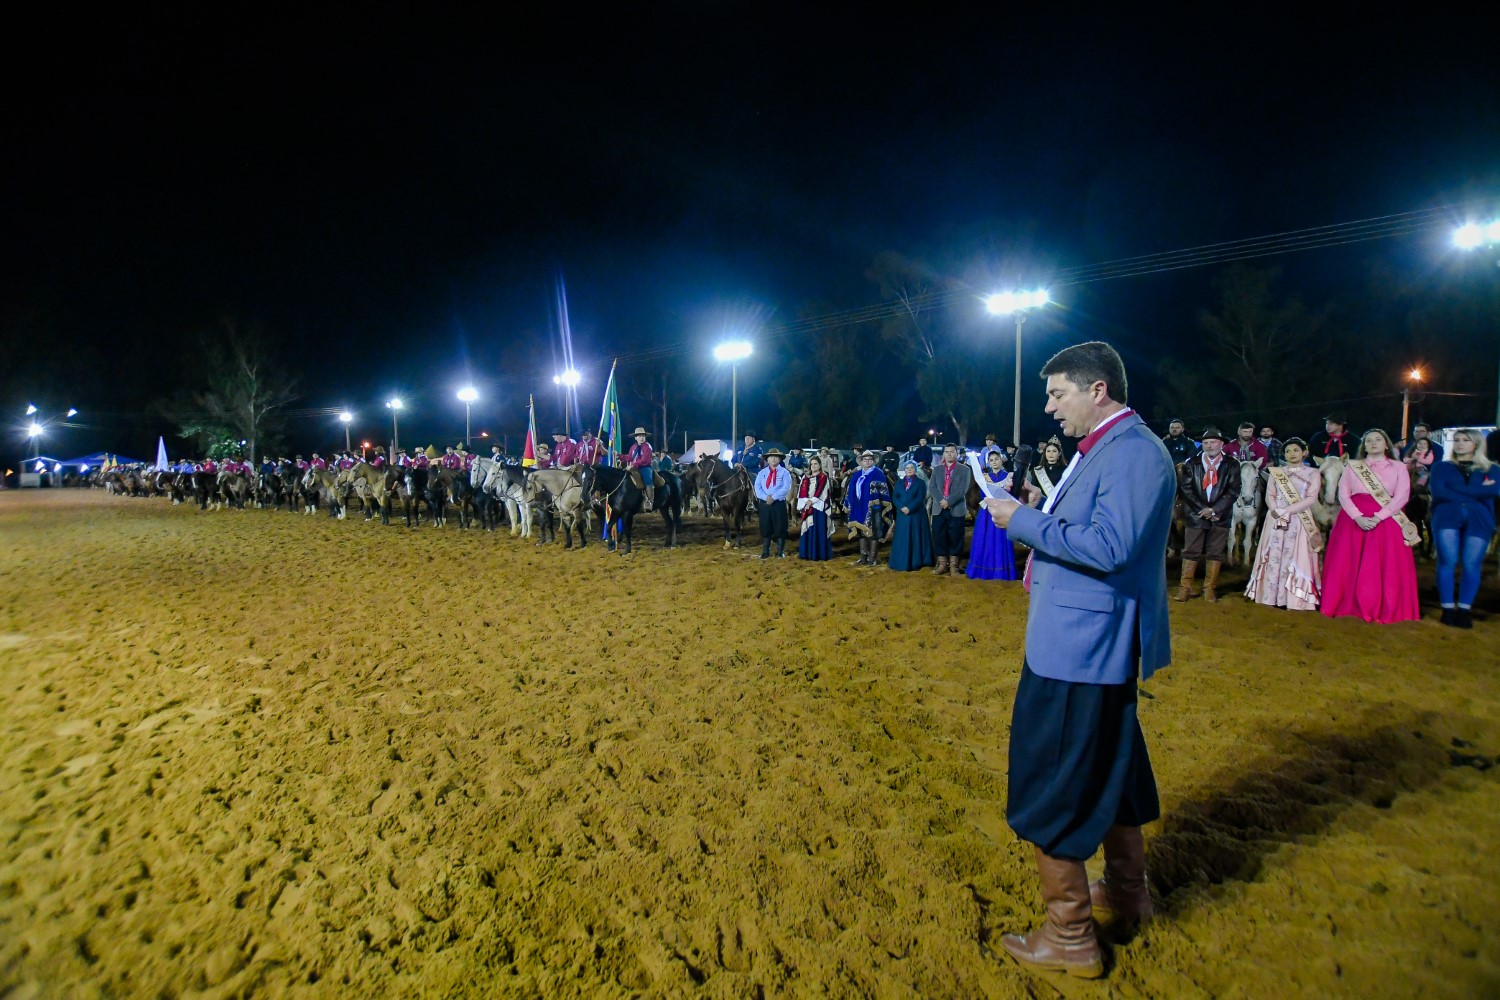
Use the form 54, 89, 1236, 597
1, 488, 1497, 998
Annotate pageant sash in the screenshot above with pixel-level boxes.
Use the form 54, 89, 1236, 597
1268, 467, 1324, 553
1348, 460, 1421, 547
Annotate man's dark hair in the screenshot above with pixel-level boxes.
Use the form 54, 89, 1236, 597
1413, 422, 1429, 432
1238, 421, 1255, 431
1039, 341, 1128, 404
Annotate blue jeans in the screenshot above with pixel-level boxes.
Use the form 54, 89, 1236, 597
1434, 519, 1493, 608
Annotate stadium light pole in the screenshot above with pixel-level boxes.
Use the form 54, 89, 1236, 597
551, 369, 580, 436
339, 410, 353, 452
27, 421, 42, 460
457, 387, 478, 446
713, 341, 753, 455
1400, 368, 1422, 444
387, 398, 403, 454
1453, 220, 1500, 424
987, 289, 1051, 451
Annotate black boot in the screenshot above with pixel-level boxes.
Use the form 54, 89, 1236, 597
1441, 607, 1457, 627
1455, 608, 1473, 629
759, 540, 772, 560
777, 540, 786, 559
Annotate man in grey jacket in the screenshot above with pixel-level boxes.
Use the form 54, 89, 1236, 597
927, 443, 972, 575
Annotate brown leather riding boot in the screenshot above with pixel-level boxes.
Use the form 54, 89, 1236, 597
933, 556, 948, 575
1089, 825, 1153, 926
949, 558, 963, 577
1203, 560, 1222, 603
1173, 559, 1197, 602
1001, 849, 1104, 979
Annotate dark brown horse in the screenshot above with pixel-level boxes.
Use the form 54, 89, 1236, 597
694, 456, 752, 548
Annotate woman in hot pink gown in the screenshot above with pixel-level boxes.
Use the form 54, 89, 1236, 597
1245, 438, 1322, 610
1320, 429, 1419, 623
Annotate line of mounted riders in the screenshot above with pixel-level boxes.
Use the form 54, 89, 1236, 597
89, 452, 876, 555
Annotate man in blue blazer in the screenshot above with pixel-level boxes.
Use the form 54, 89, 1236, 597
983, 341, 1176, 979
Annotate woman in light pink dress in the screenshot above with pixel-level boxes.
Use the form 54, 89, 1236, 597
1320, 429, 1420, 624
1245, 438, 1321, 609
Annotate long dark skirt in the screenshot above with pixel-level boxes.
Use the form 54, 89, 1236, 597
798, 509, 832, 560
1006, 661, 1160, 860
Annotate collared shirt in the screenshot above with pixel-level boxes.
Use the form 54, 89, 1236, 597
1042, 408, 1133, 514
755, 464, 791, 501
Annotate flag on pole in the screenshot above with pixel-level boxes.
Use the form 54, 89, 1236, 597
522, 395, 538, 467
155, 436, 169, 472
598, 359, 621, 464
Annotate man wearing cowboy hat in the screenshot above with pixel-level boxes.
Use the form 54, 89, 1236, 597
735, 432, 764, 471
626, 426, 656, 511
753, 448, 792, 558
550, 428, 579, 468
1175, 425, 1240, 602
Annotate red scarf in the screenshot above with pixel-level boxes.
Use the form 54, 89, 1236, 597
766, 466, 778, 487
941, 462, 955, 498
1202, 453, 1222, 494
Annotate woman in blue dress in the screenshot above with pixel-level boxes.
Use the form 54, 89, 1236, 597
796, 456, 834, 561
888, 460, 934, 571
966, 448, 1019, 580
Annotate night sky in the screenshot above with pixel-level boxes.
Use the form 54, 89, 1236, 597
5, 9, 1498, 461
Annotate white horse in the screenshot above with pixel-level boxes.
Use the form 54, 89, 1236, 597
1226, 461, 1265, 567
472, 457, 533, 538
1310, 456, 1345, 536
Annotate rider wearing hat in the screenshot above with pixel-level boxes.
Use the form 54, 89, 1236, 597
754, 448, 792, 558
1176, 426, 1241, 603
551, 429, 579, 467
1307, 414, 1358, 464
735, 433, 764, 471
577, 429, 606, 466
627, 427, 655, 511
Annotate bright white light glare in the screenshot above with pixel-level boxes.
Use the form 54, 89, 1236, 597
80, 464, 89, 473
1488, 221, 1500, 242
986, 292, 1017, 314
713, 341, 753, 362
1409, 368, 1423, 381
26, 422, 42, 436
66, 408, 77, 418
987, 290, 1049, 314
553, 369, 581, 387
1454, 223, 1483, 249
721, 448, 734, 460
457, 387, 478, 403
387, 398, 404, 410
25, 403, 36, 416
53, 464, 61, 474
338, 411, 353, 424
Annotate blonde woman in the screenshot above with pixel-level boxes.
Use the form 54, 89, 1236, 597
1429, 429, 1498, 628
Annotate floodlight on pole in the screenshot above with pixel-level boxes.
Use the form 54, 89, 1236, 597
1452, 220, 1500, 424
386, 398, 403, 453
1400, 368, 1423, 443
457, 387, 478, 445
26, 421, 42, 460
338, 410, 354, 451
25, 403, 36, 416
66, 408, 77, 418
985, 288, 1053, 450
713, 341, 753, 454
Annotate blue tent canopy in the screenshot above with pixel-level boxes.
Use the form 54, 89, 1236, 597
56, 452, 149, 469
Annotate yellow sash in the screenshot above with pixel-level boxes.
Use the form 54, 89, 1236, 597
1348, 460, 1420, 547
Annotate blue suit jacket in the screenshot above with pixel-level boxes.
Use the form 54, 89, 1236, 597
1005, 412, 1175, 685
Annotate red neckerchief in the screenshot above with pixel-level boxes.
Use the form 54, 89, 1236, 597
1202, 452, 1222, 493
766, 466, 778, 487
1077, 408, 1133, 456
942, 462, 955, 497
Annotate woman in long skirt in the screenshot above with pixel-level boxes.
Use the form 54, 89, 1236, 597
1244, 438, 1321, 609
967, 449, 1019, 580
796, 456, 833, 561
1321, 428, 1420, 623
888, 461, 934, 571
